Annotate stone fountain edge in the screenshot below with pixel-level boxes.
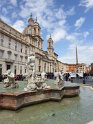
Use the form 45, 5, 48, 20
0, 84, 80, 110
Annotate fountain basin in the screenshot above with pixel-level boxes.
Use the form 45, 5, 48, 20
0, 81, 80, 110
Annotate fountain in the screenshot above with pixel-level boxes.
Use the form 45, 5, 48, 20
0, 86, 93, 124
0, 52, 80, 110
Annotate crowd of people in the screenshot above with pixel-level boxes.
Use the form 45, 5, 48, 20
0, 72, 93, 83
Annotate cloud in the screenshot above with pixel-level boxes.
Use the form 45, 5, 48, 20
75, 17, 85, 29
1, 7, 8, 15
10, 0, 17, 6
66, 7, 75, 16
80, 0, 93, 11
12, 20, 25, 32
0, 0, 75, 43
66, 31, 90, 43
52, 28, 67, 42
19, 0, 75, 43
66, 34, 76, 43
0, 15, 11, 24
83, 31, 89, 38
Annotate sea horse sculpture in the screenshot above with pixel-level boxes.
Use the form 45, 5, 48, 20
3, 69, 18, 88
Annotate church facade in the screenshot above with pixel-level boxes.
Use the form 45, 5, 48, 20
0, 16, 61, 75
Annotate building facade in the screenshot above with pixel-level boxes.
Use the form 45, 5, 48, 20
0, 17, 59, 75
63, 63, 87, 73
0, 17, 87, 75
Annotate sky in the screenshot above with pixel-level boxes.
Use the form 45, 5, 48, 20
0, 0, 93, 65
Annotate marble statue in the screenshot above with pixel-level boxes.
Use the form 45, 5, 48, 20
26, 52, 35, 84
54, 71, 64, 87
3, 69, 19, 89
41, 71, 46, 81
24, 52, 50, 91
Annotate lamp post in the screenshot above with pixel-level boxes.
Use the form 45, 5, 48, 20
76, 46, 79, 82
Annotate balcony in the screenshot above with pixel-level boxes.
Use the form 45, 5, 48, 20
4, 58, 14, 63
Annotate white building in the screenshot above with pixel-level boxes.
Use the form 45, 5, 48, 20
0, 17, 60, 75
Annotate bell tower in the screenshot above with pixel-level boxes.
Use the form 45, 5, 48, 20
47, 35, 54, 55
23, 14, 43, 50
34, 17, 41, 36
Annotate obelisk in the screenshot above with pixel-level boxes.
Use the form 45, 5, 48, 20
76, 46, 78, 73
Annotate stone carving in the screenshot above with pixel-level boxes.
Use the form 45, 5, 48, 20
26, 52, 35, 84
24, 52, 50, 91
41, 71, 46, 81
3, 69, 19, 89
54, 72, 64, 87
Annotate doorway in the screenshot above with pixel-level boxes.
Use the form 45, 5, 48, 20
6, 64, 11, 70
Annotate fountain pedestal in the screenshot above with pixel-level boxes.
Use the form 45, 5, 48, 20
0, 81, 80, 110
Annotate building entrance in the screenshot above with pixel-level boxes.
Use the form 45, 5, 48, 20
6, 64, 11, 70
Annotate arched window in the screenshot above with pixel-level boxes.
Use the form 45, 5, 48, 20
34, 28, 36, 35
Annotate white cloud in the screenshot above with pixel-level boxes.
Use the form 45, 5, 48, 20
80, 0, 93, 11
66, 31, 89, 43
19, 0, 75, 43
1, 7, 8, 15
75, 17, 85, 29
83, 31, 89, 38
12, 20, 25, 32
0, 15, 11, 24
10, 0, 17, 6
66, 7, 75, 16
66, 35, 76, 42
52, 28, 67, 42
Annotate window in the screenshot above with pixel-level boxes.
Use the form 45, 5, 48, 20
0, 33, 4, 46
8, 41, 11, 48
39, 66, 41, 72
9, 37, 11, 41
14, 66, 17, 75
0, 50, 4, 59
34, 28, 36, 35
28, 29, 32, 34
49, 42, 51, 47
14, 54, 17, 61
20, 66, 22, 74
25, 68, 26, 73
7, 52, 11, 59
25, 46, 27, 54
25, 56, 27, 62
20, 56, 23, 62
39, 59, 41, 72
21, 48, 22, 52
1, 33, 4, 38
21, 44, 22, 52
15, 42, 17, 51
38, 42, 40, 48
35, 40, 37, 46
